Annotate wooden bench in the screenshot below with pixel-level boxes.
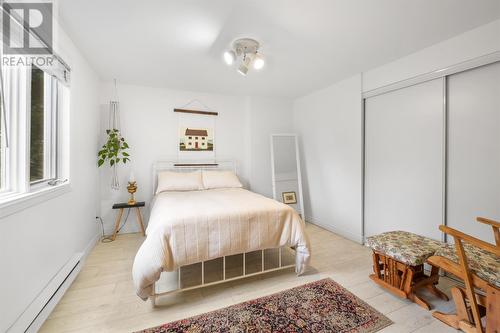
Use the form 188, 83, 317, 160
366, 231, 448, 310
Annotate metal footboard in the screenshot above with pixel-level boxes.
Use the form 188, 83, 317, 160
150, 247, 295, 306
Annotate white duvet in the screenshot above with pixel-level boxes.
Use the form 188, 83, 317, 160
132, 188, 311, 300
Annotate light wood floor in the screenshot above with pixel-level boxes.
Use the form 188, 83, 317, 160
40, 223, 457, 333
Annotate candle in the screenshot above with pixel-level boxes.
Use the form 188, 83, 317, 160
129, 171, 135, 183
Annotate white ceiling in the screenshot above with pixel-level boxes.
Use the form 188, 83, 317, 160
58, 0, 500, 98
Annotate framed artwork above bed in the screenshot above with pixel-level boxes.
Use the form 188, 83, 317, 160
174, 107, 217, 161
179, 127, 214, 151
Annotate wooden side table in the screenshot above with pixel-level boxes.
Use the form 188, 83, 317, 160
111, 201, 146, 240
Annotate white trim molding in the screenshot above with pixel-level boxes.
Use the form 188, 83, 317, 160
305, 216, 363, 244
0, 183, 71, 218
363, 51, 500, 99
9, 230, 99, 333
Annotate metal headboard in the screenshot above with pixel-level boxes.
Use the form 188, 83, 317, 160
152, 160, 237, 195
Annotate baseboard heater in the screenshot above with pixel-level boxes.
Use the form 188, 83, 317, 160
8, 253, 83, 333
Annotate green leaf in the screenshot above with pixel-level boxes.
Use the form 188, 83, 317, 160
98, 131, 132, 168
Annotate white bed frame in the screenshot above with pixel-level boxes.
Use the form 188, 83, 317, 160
150, 160, 296, 306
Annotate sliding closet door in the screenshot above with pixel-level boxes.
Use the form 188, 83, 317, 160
447, 61, 500, 243
365, 78, 444, 240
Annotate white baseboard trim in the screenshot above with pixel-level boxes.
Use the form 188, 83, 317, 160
305, 216, 363, 244
8, 231, 100, 333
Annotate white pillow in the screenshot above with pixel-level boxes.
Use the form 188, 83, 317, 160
202, 170, 243, 189
156, 170, 203, 193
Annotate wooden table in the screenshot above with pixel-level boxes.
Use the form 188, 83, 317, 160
111, 202, 146, 240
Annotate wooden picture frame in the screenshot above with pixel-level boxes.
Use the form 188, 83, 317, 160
282, 191, 297, 204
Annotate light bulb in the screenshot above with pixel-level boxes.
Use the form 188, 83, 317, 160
223, 50, 236, 65
253, 53, 265, 70
237, 56, 251, 76
237, 65, 248, 76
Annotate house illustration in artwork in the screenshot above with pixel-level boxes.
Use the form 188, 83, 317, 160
184, 128, 209, 150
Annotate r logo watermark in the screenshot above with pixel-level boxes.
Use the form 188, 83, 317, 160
2, 1, 54, 66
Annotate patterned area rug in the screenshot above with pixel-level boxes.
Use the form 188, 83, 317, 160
137, 278, 392, 333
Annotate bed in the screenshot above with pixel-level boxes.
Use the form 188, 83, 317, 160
132, 161, 311, 303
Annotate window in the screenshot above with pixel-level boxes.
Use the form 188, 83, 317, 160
0, 94, 5, 191
0, 63, 68, 208
30, 66, 57, 184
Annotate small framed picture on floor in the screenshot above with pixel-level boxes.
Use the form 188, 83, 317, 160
282, 191, 297, 204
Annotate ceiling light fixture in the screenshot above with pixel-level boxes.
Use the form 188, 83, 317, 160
224, 38, 265, 75
252, 52, 265, 70
223, 50, 236, 65
237, 55, 251, 76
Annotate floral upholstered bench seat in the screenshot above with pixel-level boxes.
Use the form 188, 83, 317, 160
365, 231, 448, 310
434, 243, 500, 288
365, 231, 443, 265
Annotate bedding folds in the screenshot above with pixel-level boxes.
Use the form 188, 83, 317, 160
132, 188, 311, 300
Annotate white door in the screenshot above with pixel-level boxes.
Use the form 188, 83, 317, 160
447, 61, 500, 243
365, 78, 444, 240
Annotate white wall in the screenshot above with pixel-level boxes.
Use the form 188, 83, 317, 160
292, 19, 500, 243
363, 19, 500, 92
97, 84, 293, 234
0, 26, 101, 332
293, 75, 363, 242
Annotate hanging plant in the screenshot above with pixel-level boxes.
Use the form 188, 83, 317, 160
97, 129, 131, 167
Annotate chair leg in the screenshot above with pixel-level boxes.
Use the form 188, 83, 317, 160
427, 265, 449, 301
433, 311, 460, 329
409, 292, 432, 311
426, 284, 449, 301
486, 285, 499, 333
433, 287, 471, 330
372, 252, 381, 278
403, 268, 432, 310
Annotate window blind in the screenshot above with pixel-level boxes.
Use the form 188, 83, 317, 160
0, 2, 71, 86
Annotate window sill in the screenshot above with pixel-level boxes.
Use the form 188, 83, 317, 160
0, 183, 71, 219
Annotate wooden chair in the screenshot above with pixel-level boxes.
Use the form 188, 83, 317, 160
476, 217, 500, 246
427, 218, 500, 333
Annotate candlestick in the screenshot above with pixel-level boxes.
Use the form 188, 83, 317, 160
127, 181, 137, 205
